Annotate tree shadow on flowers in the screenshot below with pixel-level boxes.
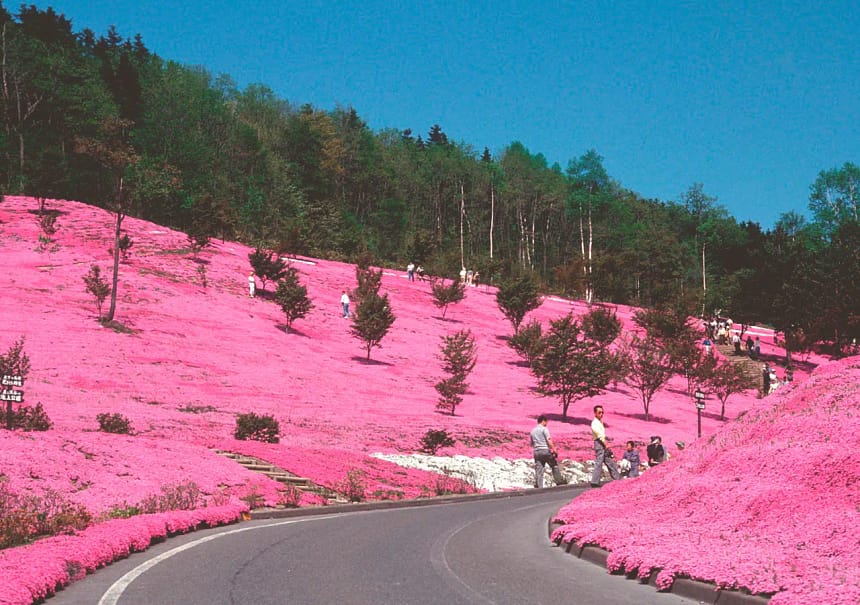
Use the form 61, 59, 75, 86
350, 355, 393, 366
542, 413, 592, 426
616, 412, 672, 424
275, 323, 311, 338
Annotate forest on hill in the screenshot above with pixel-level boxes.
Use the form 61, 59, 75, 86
1, 3, 858, 354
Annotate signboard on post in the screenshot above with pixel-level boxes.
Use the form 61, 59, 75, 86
1, 390, 23, 403
2, 375, 22, 387
694, 388, 705, 438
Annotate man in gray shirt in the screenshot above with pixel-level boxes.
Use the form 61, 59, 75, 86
530, 415, 565, 488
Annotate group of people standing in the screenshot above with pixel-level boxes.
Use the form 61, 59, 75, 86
530, 407, 672, 488
406, 262, 426, 282
458, 267, 479, 286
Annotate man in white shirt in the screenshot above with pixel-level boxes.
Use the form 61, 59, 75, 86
340, 291, 350, 318
590, 405, 619, 487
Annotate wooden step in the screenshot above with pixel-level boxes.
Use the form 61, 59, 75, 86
213, 449, 345, 505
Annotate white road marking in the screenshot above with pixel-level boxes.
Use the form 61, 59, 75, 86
98, 518, 315, 605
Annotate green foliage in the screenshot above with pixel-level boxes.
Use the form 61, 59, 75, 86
434, 330, 477, 415
433, 473, 477, 496
234, 412, 280, 443
248, 248, 287, 291
633, 304, 694, 343
434, 376, 466, 416
117, 233, 133, 260
581, 306, 622, 347
102, 481, 203, 520
83, 265, 111, 319
238, 484, 266, 510
431, 279, 466, 319
0, 402, 52, 431
0, 482, 92, 549
195, 263, 208, 288
96, 412, 133, 435
508, 319, 544, 366
338, 469, 366, 502
0, 338, 31, 382
278, 485, 303, 508
705, 361, 757, 420
274, 267, 314, 330
496, 273, 542, 334
350, 291, 395, 360
621, 334, 675, 420
354, 257, 382, 302
137, 481, 203, 514
1, 337, 32, 431
532, 314, 612, 418
419, 429, 456, 454
2, 7, 859, 341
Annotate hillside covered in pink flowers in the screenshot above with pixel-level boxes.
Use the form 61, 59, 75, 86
0, 195, 855, 604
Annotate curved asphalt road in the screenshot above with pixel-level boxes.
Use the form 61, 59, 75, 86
49, 488, 692, 605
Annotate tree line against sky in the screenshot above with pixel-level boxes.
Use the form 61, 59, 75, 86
1, 4, 858, 355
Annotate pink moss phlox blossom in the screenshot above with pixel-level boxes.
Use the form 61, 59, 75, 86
0, 196, 852, 604
552, 357, 860, 603
0, 504, 246, 605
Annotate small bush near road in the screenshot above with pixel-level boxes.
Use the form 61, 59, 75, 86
0, 483, 92, 549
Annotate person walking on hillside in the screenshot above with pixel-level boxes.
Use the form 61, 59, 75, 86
340, 290, 350, 319
406, 262, 415, 282
248, 272, 256, 298
590, 405, 620, 487
732, 331, 742, 355
530, 415, 564, 488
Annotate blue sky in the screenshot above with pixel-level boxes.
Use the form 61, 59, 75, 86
40, 0, 860, 228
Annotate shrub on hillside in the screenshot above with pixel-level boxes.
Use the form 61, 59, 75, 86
83, 265, 111, 319
431, 278, 466, 319
0, 482, 92, 549
434, 472, 478, 496
138, 482, 202, 514
508, 319, 544, 366
249, 248, 287, 292
96, 412, 133, 435
0, 402, 52, 431
419, 429, 456, 454
434, 330, 477, 416
234, 412, 280, 443
338, 469, 366, 502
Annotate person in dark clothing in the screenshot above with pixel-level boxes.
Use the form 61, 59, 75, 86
746, 336, 755, 358
647, 436, 666, 466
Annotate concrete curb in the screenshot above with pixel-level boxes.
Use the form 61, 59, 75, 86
548, 521, 772, 604
250, 483, 586, 520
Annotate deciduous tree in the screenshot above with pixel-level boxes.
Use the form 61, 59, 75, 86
622, 334, 674, 421
532, 315, 611, 418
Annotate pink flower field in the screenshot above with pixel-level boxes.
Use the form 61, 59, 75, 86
0, 195, 855, 604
